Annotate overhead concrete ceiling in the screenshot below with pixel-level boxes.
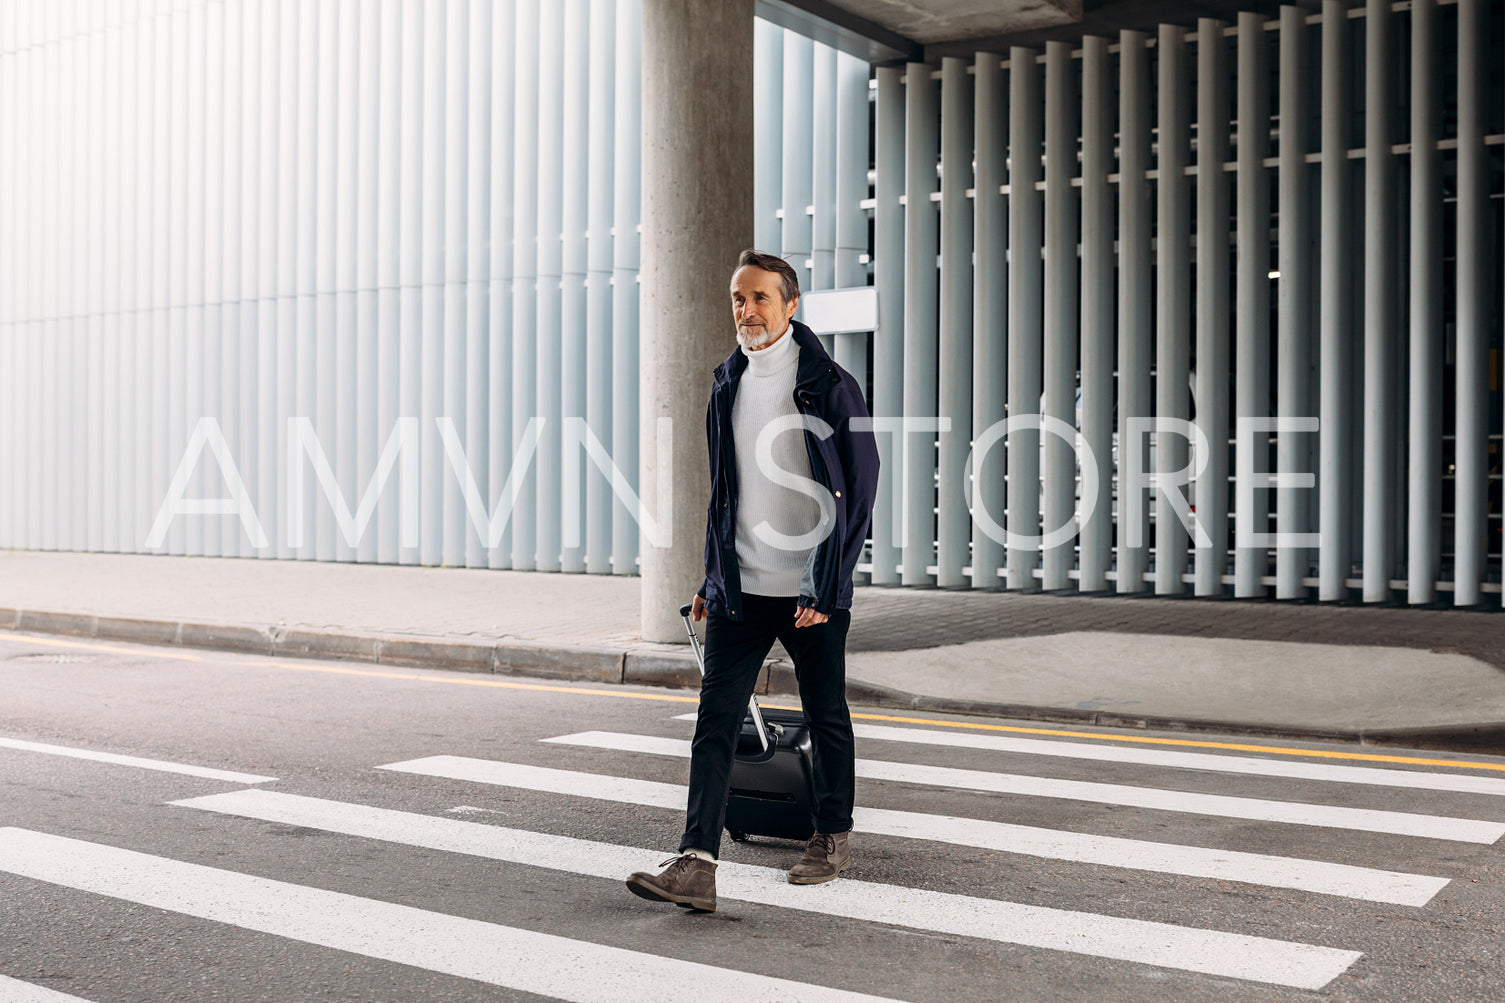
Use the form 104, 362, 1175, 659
764, 0, 1311, 61
927, 0, 1299, 54
812, 0, 1084, 44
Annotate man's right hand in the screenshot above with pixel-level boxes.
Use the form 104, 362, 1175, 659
690, 594, 706, 622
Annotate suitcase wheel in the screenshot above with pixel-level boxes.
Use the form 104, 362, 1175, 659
728, 831, 749, 843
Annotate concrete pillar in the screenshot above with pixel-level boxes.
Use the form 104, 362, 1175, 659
640, 0, 754, 642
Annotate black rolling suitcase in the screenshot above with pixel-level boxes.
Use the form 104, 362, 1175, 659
680, 602, 816, 843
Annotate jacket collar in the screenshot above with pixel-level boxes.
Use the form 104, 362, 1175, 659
713, 320, 836, 392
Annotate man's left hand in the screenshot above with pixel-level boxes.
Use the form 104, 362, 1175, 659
793, 605, 829, 628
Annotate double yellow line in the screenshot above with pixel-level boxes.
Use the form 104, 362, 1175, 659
5, 629, 1503, 773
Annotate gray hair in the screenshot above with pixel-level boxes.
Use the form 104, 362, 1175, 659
734, 249, 800, 305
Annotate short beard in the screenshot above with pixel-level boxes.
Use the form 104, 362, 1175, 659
736, 325, 778, 351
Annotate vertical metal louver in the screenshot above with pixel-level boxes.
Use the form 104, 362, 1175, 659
858, 2, 1502, 606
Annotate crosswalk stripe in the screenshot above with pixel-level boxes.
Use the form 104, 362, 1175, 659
546, 732, 1505, 845
0, 975, 96, 1002
381, 756, 689, 809
377, 756, 1447, 906
0, 827, 901, 1003
0, 736, 276, 785
172, 789, 1362, 990
671, 712, 1505, 797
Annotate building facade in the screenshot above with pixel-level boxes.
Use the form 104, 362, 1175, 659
1, 0, 1500, 609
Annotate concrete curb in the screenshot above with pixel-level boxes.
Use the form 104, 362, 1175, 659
95, 616, 181, 647
3, 606, 1502, 753
1, 606, 607, 678
16, 610, 97, 638
495, 643, 623, 683
0, 607, 728, 693
274, 629, 382, 663
623, 650, 701, 689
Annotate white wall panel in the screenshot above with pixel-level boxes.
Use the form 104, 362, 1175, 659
937, 57, 974, 589
463, 0, 493, 570
441, 0, 471, 571
417, 0, 444, 567
85, 10, 107, 554
394, 0, 423, 567
1155, 24, 1190, 596
1276, 6, 1314, 599
147, 4, 170, 560
130, 1, 155, 553
1408, 0, 1444, 603
832, 51, 870, 388
45, 5, 68, 556
970, 51, 1007, 590
609, 0, 641, 576
559, 0, 590, 575
534, 0, 564, 573
509, 0, 539, 572
1078, 36, 1112, 592
901, 60, 939, 587
1194, 18, 1230, 598
268, 0, 295, 563
2, 6, 18, 551
1006, 46, 1043, 590
372, 0, 404, 566
812, 43, 838, 293
166, 3, 189, 558
1042, 41, 1078, 591
1362, 0, 1397, 603
1234, 11, 1271, 598
584, 0, 616, 575
752, 19, 784, 255
1318, 0, 1353, 602
357, 0, 385, 566
198, 0, 222, 560
869, 65, 905, 586
781, 32, 815, 299
1453, 0, 1489, 605
292, 0, 319, 562
335, 0, 362, 566
487, 0, 516, 570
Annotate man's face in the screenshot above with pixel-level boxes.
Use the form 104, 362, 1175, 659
729, 266, 799, 352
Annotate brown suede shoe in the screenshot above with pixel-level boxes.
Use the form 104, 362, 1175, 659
625, 854, 717, 912
787, 830, 851, 884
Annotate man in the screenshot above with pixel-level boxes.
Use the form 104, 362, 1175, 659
625, 250, 879, 913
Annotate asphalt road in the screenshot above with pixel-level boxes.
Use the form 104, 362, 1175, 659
1, 628, 1503, 1002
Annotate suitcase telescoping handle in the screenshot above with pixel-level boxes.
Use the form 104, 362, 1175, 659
679, 601, 771, 755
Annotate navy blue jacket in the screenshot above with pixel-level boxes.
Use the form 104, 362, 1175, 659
698, 321, 880, 620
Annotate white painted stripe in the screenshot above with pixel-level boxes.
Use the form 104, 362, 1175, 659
0, 975, 97, 1003
174, 789, 1361, 990
0, 736, 275, 785
376, 756, 1447, 906
548, 732, 1505, 845
0, 827, 898, 1003
381, 756, 691, 810
672, 712, 1505, 797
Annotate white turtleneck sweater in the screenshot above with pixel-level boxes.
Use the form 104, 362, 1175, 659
731, 327, 824, 597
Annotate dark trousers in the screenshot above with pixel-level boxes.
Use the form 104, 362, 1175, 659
679, 593, 855, 858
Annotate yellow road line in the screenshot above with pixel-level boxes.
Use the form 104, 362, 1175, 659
247, 658, 1505, 774
6, 630, 1501, 773
798, 708, 1505, 774
0, 631, 203, 662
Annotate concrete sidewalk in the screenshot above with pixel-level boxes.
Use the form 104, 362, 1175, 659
2, 550, 1503, 751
